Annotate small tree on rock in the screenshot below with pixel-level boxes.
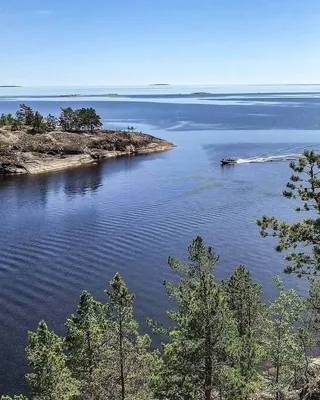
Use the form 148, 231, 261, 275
45, 114, 58, 132
79, 108, 102, 132
31, 111, 47, 133
60, 107, 76, 132
16, 104, 34, 126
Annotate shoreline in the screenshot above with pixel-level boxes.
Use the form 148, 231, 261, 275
0, 129, 176, 175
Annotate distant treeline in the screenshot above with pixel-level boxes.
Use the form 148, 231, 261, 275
3, 153, 320, 400
0, 104, 102, 133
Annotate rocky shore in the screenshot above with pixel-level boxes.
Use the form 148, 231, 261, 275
0, 128, 175, 175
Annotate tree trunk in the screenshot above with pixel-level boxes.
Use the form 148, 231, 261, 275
204, 320, 212, 400
204, 355, 212, 400
119, 317, 125, 400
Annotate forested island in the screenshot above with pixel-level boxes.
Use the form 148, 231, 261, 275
2, 152, 320, 400
0, 105, 175, 174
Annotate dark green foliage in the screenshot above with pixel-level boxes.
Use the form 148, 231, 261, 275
65, 291, 108, 399
262, 277, 310, 399
151, 236, 240, 400
59, 107, 75, 132
16, 104, 34, 126
0, 113, 14, 127
26, 320, 79, 400
59, 107, 102, 132
222, 265, 263, 335
221, 265, 264, 398
0, 105, 103, 133
76, 107, 102, 132
30, 111, 47, 133
102, 273, 154, 400
11, 117, 23, 131
306, 279, 320, 346
257, 151, 320, 277
5, 236, 320, 400
45, 114, 58, 131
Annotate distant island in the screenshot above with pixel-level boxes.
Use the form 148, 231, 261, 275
0, 85, 22, 88
59, 93, 82, 97
59, 93, 121, 98
190, 92, 212, 95
149, 83, 170, 86
0, 105, 175, 174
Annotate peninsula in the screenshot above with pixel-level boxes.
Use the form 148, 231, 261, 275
0, 105, 175, 174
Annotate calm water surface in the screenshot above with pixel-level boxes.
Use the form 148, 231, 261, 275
0, 86, 320, 394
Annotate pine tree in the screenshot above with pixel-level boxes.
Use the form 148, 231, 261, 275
11, 117, 23, 131
31, 111, 47, 133
76, 108, 102, 132
45, 114, 58, 131
60, 107, 76, 132
0, 113, 9, 126
151, 236, 238, 400
26, 320, 79, 400
1, 396, 29, 400
101, 273, 154, 400
257, 151, 320, 277
65, 290, 108, 400
221, 265, 264, 398
308, 278, 320, 340
16, 104, 34, 126
262, 277, 309, 400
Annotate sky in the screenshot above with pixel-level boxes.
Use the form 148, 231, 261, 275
0, 0, 320, 86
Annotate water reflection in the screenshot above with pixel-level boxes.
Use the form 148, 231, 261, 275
64, 164, 102, 197
0, 153, 165, 212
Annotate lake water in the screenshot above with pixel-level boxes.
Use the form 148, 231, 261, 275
1, 85, 320, 394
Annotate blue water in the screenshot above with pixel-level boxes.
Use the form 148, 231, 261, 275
0, 85, 319, 395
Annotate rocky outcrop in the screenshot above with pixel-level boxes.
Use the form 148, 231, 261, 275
0, 129, 176, 175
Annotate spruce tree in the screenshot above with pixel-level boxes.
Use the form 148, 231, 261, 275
65, 290, 108, 400
26, 320, 79, 400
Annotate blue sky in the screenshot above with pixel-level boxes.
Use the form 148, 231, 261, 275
1, 0, 320, 86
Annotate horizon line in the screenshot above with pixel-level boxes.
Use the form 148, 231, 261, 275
2, 83, 320, 88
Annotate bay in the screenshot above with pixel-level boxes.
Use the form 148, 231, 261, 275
0, 86, 320, 394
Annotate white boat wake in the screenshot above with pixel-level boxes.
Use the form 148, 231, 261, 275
236, 153, 301, 164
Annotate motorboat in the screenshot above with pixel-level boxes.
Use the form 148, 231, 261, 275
221, 158, 237, 165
